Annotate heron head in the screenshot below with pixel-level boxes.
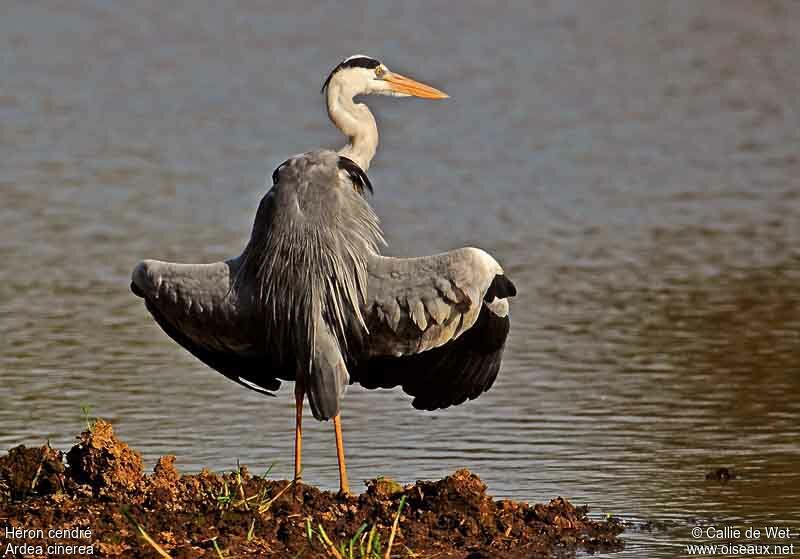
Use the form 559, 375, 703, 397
321, 55, 449, 100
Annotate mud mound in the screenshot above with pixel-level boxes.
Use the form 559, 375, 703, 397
65, 419, 143, 495
0, 420, 624, 558
0, 444, 64, 501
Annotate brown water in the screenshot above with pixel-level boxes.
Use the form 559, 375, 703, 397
2, 1, 799, 556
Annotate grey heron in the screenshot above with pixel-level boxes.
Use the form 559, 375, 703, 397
131, 56, 516, 494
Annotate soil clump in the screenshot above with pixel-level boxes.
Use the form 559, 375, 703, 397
0, 420, 624, 558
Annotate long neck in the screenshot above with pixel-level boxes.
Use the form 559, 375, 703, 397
326, 83, 378, 171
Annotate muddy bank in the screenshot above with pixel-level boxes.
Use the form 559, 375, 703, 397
0, 420, 623, 558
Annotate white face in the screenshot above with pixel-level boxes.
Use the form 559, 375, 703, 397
334, 65, 411, 98
325, 57, 449, 100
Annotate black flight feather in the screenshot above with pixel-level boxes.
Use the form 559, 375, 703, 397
353, 304, 510, 411
484, 274, 517, 302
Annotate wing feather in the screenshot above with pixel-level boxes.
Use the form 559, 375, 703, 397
355, 304, 510, 410
131, 258, 287, 394
354, 248, 516, 410
361, 248, 505, 356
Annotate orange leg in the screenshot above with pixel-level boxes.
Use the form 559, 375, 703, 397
294, 383, 304, 484
333, 414, 350, 494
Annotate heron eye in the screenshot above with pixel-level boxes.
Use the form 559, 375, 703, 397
375, 67, 385, 78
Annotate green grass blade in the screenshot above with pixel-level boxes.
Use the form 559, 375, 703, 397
212, 538, 226, 558
306, 518, 313, 543
349, 523, 368, 557
384, 495, 407, 559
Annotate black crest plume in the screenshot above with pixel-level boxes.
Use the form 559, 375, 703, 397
321, 56, 382, 94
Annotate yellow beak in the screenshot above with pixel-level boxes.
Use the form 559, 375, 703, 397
384, 72, 449, 99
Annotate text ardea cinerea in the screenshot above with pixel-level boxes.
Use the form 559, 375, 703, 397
131, 55, 516, 494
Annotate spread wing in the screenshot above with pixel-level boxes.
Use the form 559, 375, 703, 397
353, 247, 517, 410
130, 258, 285, 395
131, 187, 294, 395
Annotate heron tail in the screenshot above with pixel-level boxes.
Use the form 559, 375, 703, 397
304, 321, 349, 421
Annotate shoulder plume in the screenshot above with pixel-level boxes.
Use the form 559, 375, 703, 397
337, 156, 373, 196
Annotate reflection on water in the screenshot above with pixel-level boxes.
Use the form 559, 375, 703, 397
1, 1, 799, 556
